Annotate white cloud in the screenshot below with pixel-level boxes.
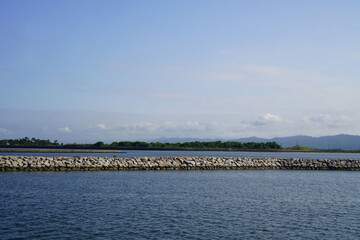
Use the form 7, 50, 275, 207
97, 123, 107, 130
117, 123, 161, 133
1, 108, 359, 142
302, 114, 351, 128
163, 121, 176, 129
57, 127, 72, 133
115, 121, 223, 136
303, 114, 331, 124
253, 113, 284, 126
183, 121, 207, 131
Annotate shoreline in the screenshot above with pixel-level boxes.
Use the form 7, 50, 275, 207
0, 149, 124, 153
1, 146, 360, 154
1, 156, 359, 171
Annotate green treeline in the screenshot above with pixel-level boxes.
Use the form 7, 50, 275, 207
94, 141, 282, 150
0, 137, 282, 150
0, 137, 60, 146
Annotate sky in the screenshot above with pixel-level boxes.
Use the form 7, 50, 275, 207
1, 0, 360, 143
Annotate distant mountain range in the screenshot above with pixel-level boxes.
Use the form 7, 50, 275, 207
153, 134, 360, 150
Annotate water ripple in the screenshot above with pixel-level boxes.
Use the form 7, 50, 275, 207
0, 171, 359, 239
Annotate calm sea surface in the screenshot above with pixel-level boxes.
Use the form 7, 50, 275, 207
1, 150, 360, 239
1, 170, 359, 239
1, 149, 360, 159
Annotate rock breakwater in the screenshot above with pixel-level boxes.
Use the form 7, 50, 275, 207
1, 156, 360, 171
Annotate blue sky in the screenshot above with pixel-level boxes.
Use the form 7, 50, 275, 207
1, 0, 360, 143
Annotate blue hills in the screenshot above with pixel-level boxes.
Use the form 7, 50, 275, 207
153, 134, 360, 150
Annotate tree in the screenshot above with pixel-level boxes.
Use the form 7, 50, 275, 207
93, 141, 105, 147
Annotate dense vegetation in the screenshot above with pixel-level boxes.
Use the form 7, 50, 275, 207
0, 138, 282, 150
93, 141, 282, 150
0, 137, 60, 146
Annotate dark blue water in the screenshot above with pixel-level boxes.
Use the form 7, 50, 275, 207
2, 149, 360, 159
1, 171, 359, 239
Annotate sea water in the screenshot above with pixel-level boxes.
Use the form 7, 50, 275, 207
1, 170, 359, 239
1, 149, 360, 159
